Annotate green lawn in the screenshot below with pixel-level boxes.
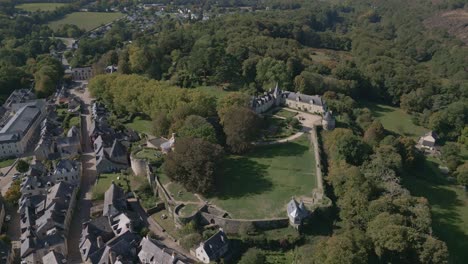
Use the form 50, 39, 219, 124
16, 3, 67, 12
151, 210, 179, 239
48, 12, 124, 31
363, 102, 428, 139
403, 160, 468, 264
92, 173, 129, 200
125, 116, 152, 135
0, 158, 16, 168
272, 108, 298, 119
134, 148, 161, 162
179, 204, 200, 217
166, 182, 199, 203
195, 86, 231, 99
207, 135, 316, 219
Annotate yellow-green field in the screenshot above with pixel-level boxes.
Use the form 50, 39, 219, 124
48, 12, 124, 31
16, 3, 67, 12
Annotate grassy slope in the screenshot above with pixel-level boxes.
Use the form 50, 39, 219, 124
16, 3, 67, 12
0, 158, 16, 168
125, 116, 152, 135
208, 135, 316, 219
403, 161, 468, 264
48, 12, 124, 31
362, 101, 428, 139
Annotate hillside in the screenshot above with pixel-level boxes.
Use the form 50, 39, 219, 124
424, 9, 468, 44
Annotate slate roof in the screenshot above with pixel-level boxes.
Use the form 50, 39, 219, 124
139, 237, 188, 264
285, 92, 324, 106
323, 111, 333, 121
42, 250, 66, 264
287, 198, 308, 219
55, 159, 78, 173
200, 230, 229, 260
109, 139, 127, 160
103, 183, 127, 217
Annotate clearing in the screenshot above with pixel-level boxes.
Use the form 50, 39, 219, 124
16, 3, 67, 12
48, 12, 124, 31
363, 102, 428, 138
207, 134, 316, 219
125, 116, 152, 135
403, 160, 468, 264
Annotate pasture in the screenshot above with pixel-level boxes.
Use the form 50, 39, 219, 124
48, 12, 124, 31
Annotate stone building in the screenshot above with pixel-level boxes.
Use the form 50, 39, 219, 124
322, 111, 335, 131
251, 84, 326, 115
287, 198, 308, 229
195, 229, 229, 264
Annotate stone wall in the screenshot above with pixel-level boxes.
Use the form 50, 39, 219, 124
199, 212, 289, 234
130, 154, 148, 177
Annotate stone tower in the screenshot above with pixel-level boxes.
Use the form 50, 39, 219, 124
322, 111, 335, 131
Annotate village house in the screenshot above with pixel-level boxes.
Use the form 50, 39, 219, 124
139, 236, 189, 264
147, 133, 176, 154
418, 131, 438, 150
80, 183, 142, 264
95, 137, 129, 174
68, 67, 93, 81
195, 229, 229, 264
51, 159, 81, 185
56, 125, 81, 159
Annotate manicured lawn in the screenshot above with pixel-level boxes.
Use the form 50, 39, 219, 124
92, 173, 129, 200
48, 12, 124, 31
125, 116, 152, 135
207, 135, 316, 219
403, 160, 468, 264
179, 204, 200, 217
0, 158, 16, 168
272, 108, 298, 119
16, 3, 67, 12
166, 182, 199, 203
362, 101, 428, 139
134, 148, 162, 163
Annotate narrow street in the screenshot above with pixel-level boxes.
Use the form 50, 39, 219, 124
67, 85, 97, 263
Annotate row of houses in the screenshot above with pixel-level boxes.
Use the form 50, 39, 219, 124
18, 160, 80, 263
90, 102, 139, 174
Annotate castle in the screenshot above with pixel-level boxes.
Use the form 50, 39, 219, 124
251, 84, 326, 115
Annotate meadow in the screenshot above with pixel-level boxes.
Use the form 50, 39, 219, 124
48, 12, 124, 31
207, 135, 316, 219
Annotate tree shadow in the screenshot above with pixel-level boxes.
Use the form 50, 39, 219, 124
403, 160, 468, 263
248, 140, 309, 159
210, 157, 272, 199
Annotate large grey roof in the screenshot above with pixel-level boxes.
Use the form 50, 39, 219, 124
201, 230, 229, 259
287, 198, 308, 219
285, 92, 324, 106
103, 183, 127, 217
42, 251, 66, 264
0, 100, 44, 143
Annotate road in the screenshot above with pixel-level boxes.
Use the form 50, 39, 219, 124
67, 84, 98, 263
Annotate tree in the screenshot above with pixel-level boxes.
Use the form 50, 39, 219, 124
222, 106, 261, 154
456, 162, 468, 188
4, 180, 21, 205
363, 120, 385, 146
418, 236, 449, 264
217, 92, 251, 124
255, 57, 288, 88
15, 160, 29, 173
178, 115, 217, 143
239, 248, 265, 264
163, 138, 223, 194
152, 113, 171, 137
440, 142, 462, 171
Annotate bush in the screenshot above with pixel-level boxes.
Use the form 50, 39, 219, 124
15, 159, 29, 173
239, 248, 265, 264
180, 233, 202, 250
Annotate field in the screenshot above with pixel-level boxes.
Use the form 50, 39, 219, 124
0, 158, 16, 168
125, 116, 152, 135
16, 3, 67, 12
207, 135, 316, 219
48, 12, 124, 31
363, 102, 428, 138
403, 160, 468, 264
91, 173, 129, 200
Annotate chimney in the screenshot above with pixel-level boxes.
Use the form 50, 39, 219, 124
97, 236, 104, 248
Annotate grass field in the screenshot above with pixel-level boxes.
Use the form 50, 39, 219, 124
207, 135, 316, 219
48, 12, 124, 31
125, 116, 152, 135
92, 173, 129, 200
16, 3, 67, 12
272, 108, 298, 119
0, 158, 16, 168
403, 160, 468, 264
363, 102, 428, 138
166, 182, 199, 203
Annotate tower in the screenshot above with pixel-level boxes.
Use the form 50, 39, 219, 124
322, 111, 335, 131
